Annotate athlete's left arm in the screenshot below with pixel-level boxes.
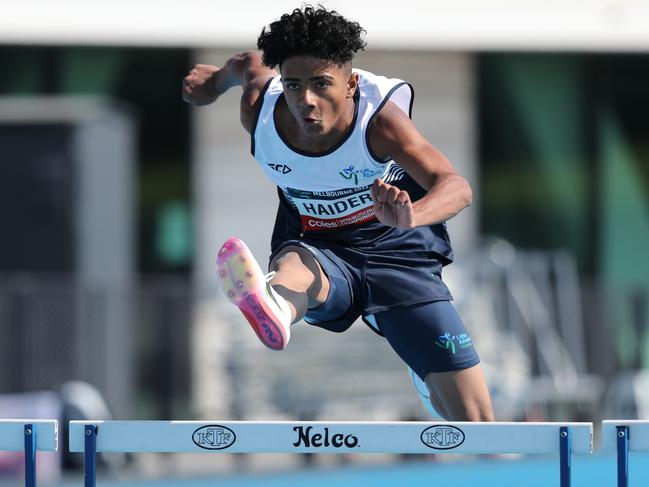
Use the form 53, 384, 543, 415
368, 101, 472, 228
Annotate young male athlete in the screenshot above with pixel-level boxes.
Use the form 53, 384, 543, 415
182, 6, 494, 421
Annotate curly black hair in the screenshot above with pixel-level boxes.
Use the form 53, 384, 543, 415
257, 5, 366, 68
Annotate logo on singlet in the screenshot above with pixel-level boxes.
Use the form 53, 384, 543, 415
338, 165, 383, 185
268, 163, 292, 174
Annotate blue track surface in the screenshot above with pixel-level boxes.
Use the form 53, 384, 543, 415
75, 453, 649, 487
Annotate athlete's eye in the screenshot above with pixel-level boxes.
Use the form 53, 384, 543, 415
284, 82, 300, 91
315, 80, 330, 89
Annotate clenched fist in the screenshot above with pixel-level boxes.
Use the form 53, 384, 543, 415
182, 64, 220, 106
371, 179, 416, 229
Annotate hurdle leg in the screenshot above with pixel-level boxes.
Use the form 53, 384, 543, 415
616, 426, 629, 487
559, 426, 571, 487
84, 425, 98, 487
24, 424, 36, 487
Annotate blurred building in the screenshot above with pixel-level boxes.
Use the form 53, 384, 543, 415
0, 1, 647, 422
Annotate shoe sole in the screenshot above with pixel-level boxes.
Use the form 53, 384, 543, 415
216, 238, 288, 350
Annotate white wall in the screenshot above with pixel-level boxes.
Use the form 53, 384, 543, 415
3, 1, 649, 51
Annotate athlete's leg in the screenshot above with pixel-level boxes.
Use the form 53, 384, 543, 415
217, 238, 334, 350
406, 366, 449, 419
424, 365, 494, 421
269, 245, 330, 322
372, 300, 494, 421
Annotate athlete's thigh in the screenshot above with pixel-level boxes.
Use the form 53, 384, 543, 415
372, 300, 480, 380
423, 364, 493, 421
269, 240, 358, 331
373, 301, 491, 420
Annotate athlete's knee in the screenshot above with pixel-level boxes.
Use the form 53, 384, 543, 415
271, 246, 328, 300
456, 397, 494, 422
427, 391, 450, 420
427, 385, 493, 421
272, 247, 314, 279
424, 367, 495, 422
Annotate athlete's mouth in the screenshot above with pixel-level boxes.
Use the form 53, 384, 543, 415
303, 117, 319, 124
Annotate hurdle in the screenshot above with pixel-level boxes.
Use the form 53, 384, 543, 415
602, 420, 649, 487
0, 420, 58, 487
69, 420, 592, 487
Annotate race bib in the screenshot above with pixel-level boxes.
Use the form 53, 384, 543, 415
284, 186, 376, 232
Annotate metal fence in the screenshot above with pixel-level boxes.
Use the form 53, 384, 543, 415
0, 245, 632, 424
0, 274, 192, 420
446, 239, 605, 421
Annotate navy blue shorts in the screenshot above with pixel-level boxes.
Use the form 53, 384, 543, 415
269, 240, 480, 380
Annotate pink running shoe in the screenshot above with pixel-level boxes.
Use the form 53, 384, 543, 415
216, 237, 291, 350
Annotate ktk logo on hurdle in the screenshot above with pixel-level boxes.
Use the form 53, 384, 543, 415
420, 425, 465, 450
192, 425, 237, 450
292, 425, 359, 448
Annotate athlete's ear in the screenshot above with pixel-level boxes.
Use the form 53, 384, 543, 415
347, 72, 359, 98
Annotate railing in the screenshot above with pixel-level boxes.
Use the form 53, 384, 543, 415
448, 240, 605, 419
0, 275, 192, 419
0, 249, 620, 424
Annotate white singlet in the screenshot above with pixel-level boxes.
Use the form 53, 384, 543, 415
251, 69, 413, 234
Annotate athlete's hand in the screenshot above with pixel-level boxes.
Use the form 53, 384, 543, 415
182, 64, 220, 106
371, 179, 416, 229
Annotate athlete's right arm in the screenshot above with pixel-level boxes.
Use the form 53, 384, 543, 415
181, 50, 276, 133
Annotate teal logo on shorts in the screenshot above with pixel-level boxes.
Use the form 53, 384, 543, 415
434, 332, 473, 355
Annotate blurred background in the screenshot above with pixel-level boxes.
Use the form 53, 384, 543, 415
0, 0, 648, 484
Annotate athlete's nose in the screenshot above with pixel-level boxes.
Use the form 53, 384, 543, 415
300, 89, 316, 108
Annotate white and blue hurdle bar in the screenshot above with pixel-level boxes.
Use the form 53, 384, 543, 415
601, 420, 649, 487
70, 421, 590, 487
3, 419, 649, 486
0, 420, 58, 487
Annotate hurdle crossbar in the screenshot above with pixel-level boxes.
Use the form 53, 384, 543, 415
69, 420, 592, 454
70, 421, 591, 487
602, 420, 649, 487
0, 420, 58, 487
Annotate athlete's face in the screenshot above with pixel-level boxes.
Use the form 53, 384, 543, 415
280, 55, 358, 141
